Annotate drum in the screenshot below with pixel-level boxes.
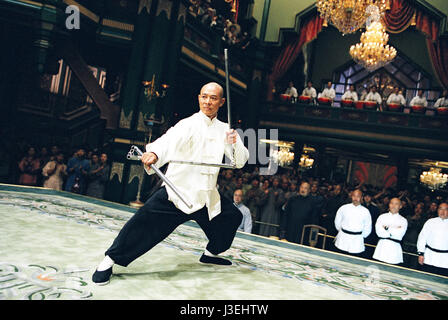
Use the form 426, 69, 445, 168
341, 99, 354, 108
299, 95, 311, 104
411, 105, 426, 114
279, 94, 291, 103
387, 103, 401, 112
364, 101, 377, 110
318, 97, 331, 106
355, 101, 364, 110
436, 106, 448, 115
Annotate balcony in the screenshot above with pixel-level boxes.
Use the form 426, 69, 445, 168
259, 101, 448, 159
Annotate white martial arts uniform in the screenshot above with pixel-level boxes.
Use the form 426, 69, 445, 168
145, 110, 249, 220
417, 217, 448, 269
318, 88, 336, 100
365, 92, 382, 104
341, 90, 358, 102
434, 97, 448, 108
386, 93, 406, 106
285, 86, 298, 98
301, 87, 317, 99
409, 95, 428, 107
334, 203, 372, 254
373, 212, 408, 264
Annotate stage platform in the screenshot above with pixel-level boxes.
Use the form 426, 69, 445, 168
0, 184, 447, 300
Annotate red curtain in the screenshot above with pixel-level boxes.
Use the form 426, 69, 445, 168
427, 38, 448, 89
384, 0, 415, 34
267, 15, 324, 100
415, 10, 439, 42
266, 1, 447, 96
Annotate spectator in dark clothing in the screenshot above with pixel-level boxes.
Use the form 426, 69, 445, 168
402, 203, 426, 269
363, 192, 381, 257
320, 184, 346, 236
280, 182, 320, 245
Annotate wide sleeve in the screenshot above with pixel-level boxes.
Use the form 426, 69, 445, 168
224, 128, 249, 169
416, 220, 430, 253
400, 95, 406, 105
334, 206, 343, 231
386, 95, 393, 104
377, 94, 382, 104
362, 209, 372, 238
389, 217, 408, 240
375, 214, 390, 238
145, 118, 192, 175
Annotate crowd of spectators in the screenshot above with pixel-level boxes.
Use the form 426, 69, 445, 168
188, 0, 252, 50
14, 143, 110, 199
217, 165, 448, 272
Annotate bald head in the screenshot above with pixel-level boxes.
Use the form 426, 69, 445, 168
351, 189, 363, 206
200, 82, 224, 98
198, 82, 225, 119
389, 197, 402, 214
438, 202, 448, 220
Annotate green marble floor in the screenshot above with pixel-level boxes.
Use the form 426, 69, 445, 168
0, 184, 447, 300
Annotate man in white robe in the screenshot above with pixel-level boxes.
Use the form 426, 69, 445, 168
318, 81, 336, 105
365, 86, 382, 105
417, 202, 448, 277
92, 82, 250, 285
301, 81, 317, 100
434, 90, 448, 108
373, 198, 408, 264
409, 89, 428, 107
386, 87, 406, 106
341, 84, 358, 102
334, 189, 372, 257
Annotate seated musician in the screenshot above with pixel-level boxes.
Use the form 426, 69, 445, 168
409, 89, 428, 107
365, 86, 382, 109
318, 81, 336, 106
300, 81, 317, 103
386, 86, 406, 106
341, 84, 358, 102
434, 90, 448, 108
284, 81, 298, 103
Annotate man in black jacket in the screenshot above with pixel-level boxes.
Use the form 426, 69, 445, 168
279, 182, 320, 245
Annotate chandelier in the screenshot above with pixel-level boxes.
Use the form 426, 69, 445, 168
272, 146, 295, 167
420, 168, 448, 190
142, 74, 169, 102
349, 7, 396, 71
299, 154, 314, 169
316, 0, 389, 35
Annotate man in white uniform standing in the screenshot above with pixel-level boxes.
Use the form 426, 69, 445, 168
417, 202, 448, 277
334, 189, 372, 257
92, 82, 250, 284
373, 198, 408, 265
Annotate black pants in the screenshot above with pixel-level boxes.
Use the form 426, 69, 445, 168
105, 187, 243, 267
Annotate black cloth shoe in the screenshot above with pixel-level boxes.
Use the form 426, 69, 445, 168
92, 267, 112, 285
199, 253, 232, 266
